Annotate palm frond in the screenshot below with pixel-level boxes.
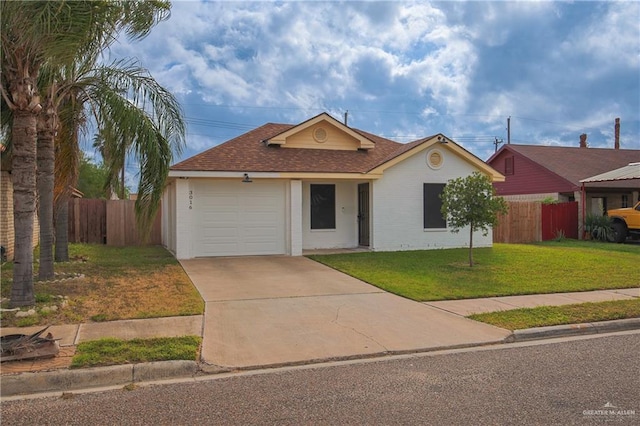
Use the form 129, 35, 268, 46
94, 87, 175, 237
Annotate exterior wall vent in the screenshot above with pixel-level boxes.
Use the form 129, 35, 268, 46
427, 149, 444, 170
313, 127, 328, 143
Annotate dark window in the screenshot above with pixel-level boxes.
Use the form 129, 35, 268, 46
311, 184, 335, 229
504, 157, 514, 175
622, 195, 629, 208
424, 183, 447, 229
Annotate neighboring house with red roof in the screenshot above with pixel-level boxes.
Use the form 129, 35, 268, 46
486, 141, 640, 218
163, 112, 504, 258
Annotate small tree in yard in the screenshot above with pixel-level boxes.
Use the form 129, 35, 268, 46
440, 172, 508, 267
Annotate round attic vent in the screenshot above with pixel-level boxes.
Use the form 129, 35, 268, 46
313, 127, 328, 143
427, 149, 444, 169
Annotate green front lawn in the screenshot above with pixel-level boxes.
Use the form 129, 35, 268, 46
308, 241, 639, 301
469, 299, 640, 330
71, 336, 202, 369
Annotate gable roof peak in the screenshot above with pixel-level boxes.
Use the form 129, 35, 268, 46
264, 111, 376, 150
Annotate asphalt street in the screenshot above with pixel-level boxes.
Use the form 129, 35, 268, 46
2, 332, 639, 425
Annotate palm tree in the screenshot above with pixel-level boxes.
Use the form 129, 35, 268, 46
1, 1, 171, 307
92, 132, 126, 201
52, 92, 84, 262
36, 86, 58, 279
93, 59, 185, 230
54, 56, 185, 257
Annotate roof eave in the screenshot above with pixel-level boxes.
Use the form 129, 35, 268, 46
264, 112, 376, 150
369, 135, 506, 182
168, 170, 383, 180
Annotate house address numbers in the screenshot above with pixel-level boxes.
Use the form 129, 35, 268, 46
189, 190, 193, 209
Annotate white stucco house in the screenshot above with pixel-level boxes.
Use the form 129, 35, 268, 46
162, 113, 504, 259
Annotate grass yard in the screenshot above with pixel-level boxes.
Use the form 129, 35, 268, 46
71, 336, 202, 369
308, 240, 639, 301
0, 245, 204, 327
468, 299, 640, 330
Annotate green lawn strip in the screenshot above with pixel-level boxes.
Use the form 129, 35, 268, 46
308, 241, 639, 301
468, 299, 640, 331
71, 336, 202, 369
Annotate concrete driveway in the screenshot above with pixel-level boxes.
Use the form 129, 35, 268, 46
180, 256, 511, 369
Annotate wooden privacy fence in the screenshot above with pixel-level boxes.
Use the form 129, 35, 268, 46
68, 199, 161, 246
494, 201, 541, 243
494, 201, 578, 244
541, 201, 578, 240
68, 199, 106, 244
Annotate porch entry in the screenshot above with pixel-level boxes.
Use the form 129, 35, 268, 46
358, 183, 370, 246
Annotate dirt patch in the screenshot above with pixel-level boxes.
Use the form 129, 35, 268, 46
1, 246, 204, 327
74, 266, 203, 321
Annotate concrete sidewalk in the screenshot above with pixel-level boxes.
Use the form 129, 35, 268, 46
426, 288, 639, 316
0, 315, 203, 348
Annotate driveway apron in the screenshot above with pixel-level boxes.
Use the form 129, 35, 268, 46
180, 257, 511, 369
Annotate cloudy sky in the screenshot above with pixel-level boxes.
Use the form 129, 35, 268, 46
106, 0, 640, 183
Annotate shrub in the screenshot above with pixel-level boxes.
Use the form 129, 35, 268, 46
553, 229, 566, 242
585, 214, 614, 242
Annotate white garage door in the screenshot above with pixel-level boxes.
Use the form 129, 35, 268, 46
192, 180, 286, 256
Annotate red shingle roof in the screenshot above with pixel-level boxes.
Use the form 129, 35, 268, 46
495, 144, 640, 186
171, 122, 435, 174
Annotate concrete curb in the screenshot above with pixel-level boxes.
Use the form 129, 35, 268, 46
2, 319, 639, 398
1, 360, 199, 398
505, 318, 640, 343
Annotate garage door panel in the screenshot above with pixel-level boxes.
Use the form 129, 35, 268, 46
193, 180, 286, 256
240, 196, 279, 207
202, 212, 239, 223
201, 227, 238, 238
244, 225, 278, 237
244, 211, 279, 222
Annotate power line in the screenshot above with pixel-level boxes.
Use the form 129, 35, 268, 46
181, 103, 509, 120
184, 117, 257, 130
179, 108, 638, 146
182, 104, 640, 130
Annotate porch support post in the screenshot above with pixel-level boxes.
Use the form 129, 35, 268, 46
290, 180, 303, 256
579, 185, 586, 240
175, 178, 193, 259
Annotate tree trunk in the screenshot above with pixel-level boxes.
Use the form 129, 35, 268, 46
36, 97, 56, 280
121, 158, 125, 200
54, 197, 70, 262
10, 110, 38, 307
468, 224, 474, 267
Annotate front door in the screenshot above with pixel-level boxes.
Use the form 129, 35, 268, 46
358, 183, 370, 246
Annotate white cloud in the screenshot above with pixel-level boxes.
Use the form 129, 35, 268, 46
421, 106, 438, 117
101, 0, 638, 170
567, 2, 640, 70
442, 1, 557, 47
109, 1, 479, 116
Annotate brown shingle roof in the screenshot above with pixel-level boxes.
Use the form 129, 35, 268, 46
171, 123, 434, 174
503, 144, 640, 186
